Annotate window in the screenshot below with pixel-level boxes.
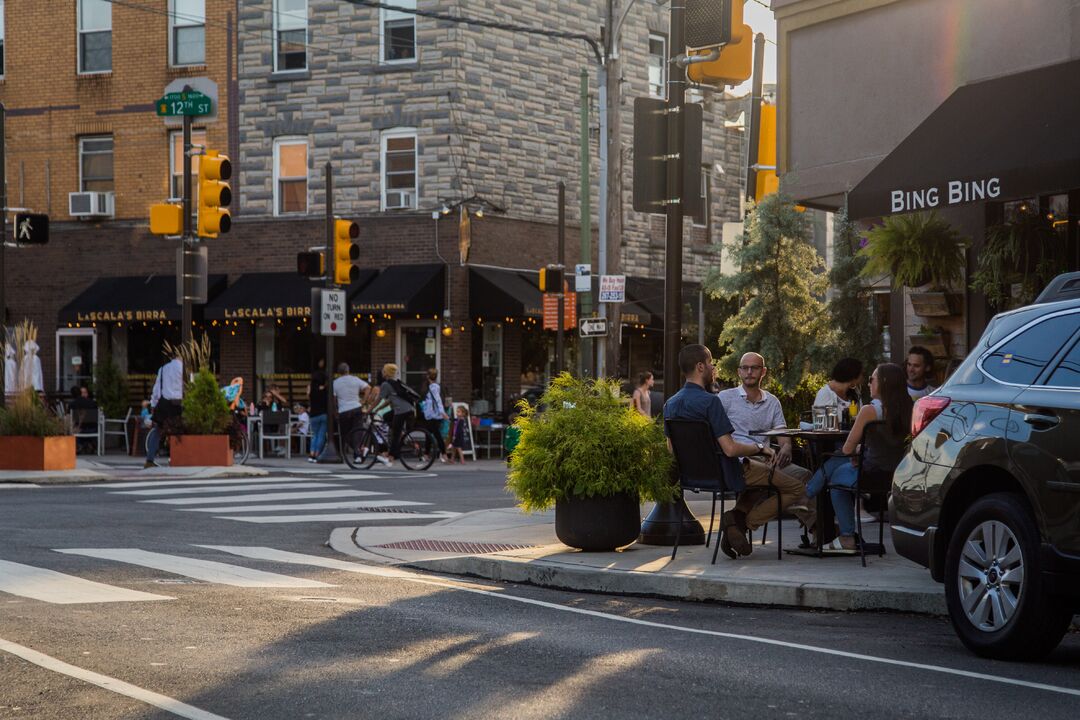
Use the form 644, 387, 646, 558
0, 0, 6, 77
648, 33, 666, 98
381, 129, 417, 210
381, 0, 416, 63
78, 0, 111, 74
170, 0, 205, 66
273, 0, 306, 72
169, 130, 207, 201
693, 165, 711, 230
1048, 337, 1080, 388
984, 313, 1080, 386
79, 136, 114, 192
274, 138, 308, 214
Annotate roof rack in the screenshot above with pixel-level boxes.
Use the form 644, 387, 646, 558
1034, 272, 1080, 304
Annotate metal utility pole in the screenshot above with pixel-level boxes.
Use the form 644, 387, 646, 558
662, 1, 687, 402
0, 102, 5, 403
319, 162, 341, 463
181, 111, 193, 345
556, 182, 566, 376
598, 0, 622, 380
579, 69, 593, 378
744, 32, 766, 206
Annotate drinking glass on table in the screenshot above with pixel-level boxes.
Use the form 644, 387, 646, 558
812, 405, 828, 430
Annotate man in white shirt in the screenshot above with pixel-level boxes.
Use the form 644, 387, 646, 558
145, 352, 184, 468
906, 346, 937, 400
333, 363, 372, 456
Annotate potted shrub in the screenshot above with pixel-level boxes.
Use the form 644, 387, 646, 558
970, 210, 1066, 310
0, 390, 74, 471
860, 212, 967, 316
507, 374, 675, 551
171, 367, 233, 467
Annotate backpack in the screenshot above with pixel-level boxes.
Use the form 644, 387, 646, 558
390, 378, 422, 406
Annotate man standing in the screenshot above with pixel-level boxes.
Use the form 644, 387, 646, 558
332, 363, 371, 460
906, 346, 937, 400
664, 345, 805, 558
145, 351, 183, 468
307, 358, 328, 462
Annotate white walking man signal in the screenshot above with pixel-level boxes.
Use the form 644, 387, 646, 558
18, 217, 32, 241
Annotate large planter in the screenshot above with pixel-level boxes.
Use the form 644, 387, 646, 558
0, 436, 76, 471
170, 434, 233, 467
555, 491, 641, 552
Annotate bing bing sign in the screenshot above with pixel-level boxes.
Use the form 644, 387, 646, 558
888, 177, 1001, 214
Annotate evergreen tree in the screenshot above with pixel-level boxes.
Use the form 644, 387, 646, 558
828, 212, 881, 368
706, 195, 833, 392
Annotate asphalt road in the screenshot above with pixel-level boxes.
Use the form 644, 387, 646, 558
1, 463, 1078, 719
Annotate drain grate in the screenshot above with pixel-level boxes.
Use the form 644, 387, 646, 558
376, 539, 535, 554
353, 507, 421, 514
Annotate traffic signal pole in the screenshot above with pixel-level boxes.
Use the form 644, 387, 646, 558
318, 161, 341, 463
744, 32, 766, 207
556, 181, 566, 376
181, 111, 193, 345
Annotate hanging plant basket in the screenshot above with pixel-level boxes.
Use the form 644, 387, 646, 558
909, 331, 950, 360
909, 291, 961, 317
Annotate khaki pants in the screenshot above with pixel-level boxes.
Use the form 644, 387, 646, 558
737, 459, 808, 531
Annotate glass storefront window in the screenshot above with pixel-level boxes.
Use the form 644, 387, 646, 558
399, 323, 438, 393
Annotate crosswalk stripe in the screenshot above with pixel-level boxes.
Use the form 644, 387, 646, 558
277, 468, 332, 474
214, 511, 461, 524
112, 482, 342, 496
0, 483, 39, 489
142, 489, 385, 505
177, 499, 424, 513
53, 549, 335, 588
92, 477, 333, 489
199, 545, 384, 573
0, 559, 172, 604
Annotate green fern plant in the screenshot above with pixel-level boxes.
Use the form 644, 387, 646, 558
970, 211, 1065, 309
506, 374, 676, 512
859, 212, 967, 289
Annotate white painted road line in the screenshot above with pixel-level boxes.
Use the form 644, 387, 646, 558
112, 482, 342, 496
0, 483, 39, 489
0, 559, 172, 604
92, 477, 331, 489
0, 637, 231, 720
53, 549, 335, 588
214, 511, 462, 524
142, 490, 386, 505
179, 499, 423, 513
200, 545, 393, 573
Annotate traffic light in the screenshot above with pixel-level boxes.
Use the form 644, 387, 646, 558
687, 24, 753, 86
197, 150, 232, 238
333, 218, 360, 285
538, 265, 564, 294
685, 0, 744, 51
149, 203, 183, 236
754, 102, 778, 203
297, 251, 324, 277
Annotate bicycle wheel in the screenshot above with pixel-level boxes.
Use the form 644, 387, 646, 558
232, 429, 250, 465
398, 429, 436, 470
342, 427, 378, 470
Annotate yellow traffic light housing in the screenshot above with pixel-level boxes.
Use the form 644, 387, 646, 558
688, 23, 753, 86
334, 218, 360, 285
754, 102, 778, 203
197, 150, 232, 238
149, 203, 183, 235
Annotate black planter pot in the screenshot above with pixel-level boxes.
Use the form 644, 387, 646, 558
555, 491, 641, 552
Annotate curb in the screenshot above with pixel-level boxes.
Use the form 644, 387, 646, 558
0, 463, 269, 485
327, 527, 948, 616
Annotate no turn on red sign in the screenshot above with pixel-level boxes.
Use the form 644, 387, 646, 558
320, 289, 346, 336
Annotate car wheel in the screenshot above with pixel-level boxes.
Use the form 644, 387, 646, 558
944, 492, 1073, 660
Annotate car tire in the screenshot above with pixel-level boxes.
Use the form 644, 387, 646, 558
944, 492, 1073, 660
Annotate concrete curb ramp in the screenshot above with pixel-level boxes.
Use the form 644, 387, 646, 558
0, 460, 269, 485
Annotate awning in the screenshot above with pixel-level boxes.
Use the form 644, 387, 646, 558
351, 263, 445, 317
58, 274, 226, 324
847, 58, 1080, 219
469, 268, 542, 319
205, 270, 377, 321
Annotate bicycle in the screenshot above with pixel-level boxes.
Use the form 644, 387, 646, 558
339, 410, 436, 471
144, 408, 249, 465
339, 410, 379, 470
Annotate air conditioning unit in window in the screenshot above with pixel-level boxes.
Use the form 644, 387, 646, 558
385, 190, 415, 210
68, 191, 116, 218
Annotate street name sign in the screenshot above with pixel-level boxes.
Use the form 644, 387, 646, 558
579, 317, 609, 338
598, 275, 625, 303
156, 91, 212, 117
12, 213, 48, 244
321, 288, 346, 336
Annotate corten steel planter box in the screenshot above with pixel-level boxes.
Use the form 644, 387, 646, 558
0, 436, 76, 471
170, 435, 233, 467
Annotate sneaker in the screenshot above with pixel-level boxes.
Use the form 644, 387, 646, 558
787, 494, 812, 513
307, 456, 317, 463
143, 460, 158, 469
376, 455, 392, 467
439, 455, 448, 463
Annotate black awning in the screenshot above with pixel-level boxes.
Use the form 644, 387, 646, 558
58, 274, 226, 324
205, 270, 377, 321
469, 268, 542, 319
351, 263, 445, 317
847, 58, 1080, 219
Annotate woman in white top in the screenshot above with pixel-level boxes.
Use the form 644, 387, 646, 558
814, 357, 864, 419
421, 367, 449, 463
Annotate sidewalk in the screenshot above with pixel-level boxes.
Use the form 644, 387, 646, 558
0, 456, 269, 485
329, 500, 947, 616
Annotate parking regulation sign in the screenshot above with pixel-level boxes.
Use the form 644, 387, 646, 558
320, 289, 346, 336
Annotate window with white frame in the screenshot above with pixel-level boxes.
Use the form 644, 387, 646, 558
78, 0, 111, 74
647, 33, 666, 98
169, 130, 207, 201
274, 138, 308, 214
0, 1, 6, 77
170, 0, 205, 66
381, 0, 416, 63
693, 165, 711, 232
273, 0, 306, 72
381, 129, 417, 210
80, 136, 114, 192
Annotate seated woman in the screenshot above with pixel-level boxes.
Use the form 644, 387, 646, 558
814, 357, 864, 418
805, 362, 913, 553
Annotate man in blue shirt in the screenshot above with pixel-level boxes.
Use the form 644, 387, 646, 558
664, 344, 805, 558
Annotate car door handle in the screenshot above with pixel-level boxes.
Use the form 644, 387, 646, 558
1023, 413, 1060, 428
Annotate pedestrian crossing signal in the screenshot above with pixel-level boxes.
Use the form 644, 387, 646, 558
13, 213, 49, 244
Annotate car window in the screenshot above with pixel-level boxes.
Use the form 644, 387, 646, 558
1047, 337, 1080, 388
984, 312, 1080, 385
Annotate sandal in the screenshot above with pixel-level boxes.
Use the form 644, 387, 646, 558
822, 538, 857, 555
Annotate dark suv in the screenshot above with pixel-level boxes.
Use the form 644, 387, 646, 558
891, 273, 1080, 660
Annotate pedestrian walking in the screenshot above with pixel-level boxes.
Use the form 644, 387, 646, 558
631, 371, 654, 418
421, 367, 449, 463
307, 358, 329, 462
332, 362, 370, 462
145, 350, 184, 468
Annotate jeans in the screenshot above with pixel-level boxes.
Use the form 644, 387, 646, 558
309, 414, 327, 456
422, 417, 447, 456
145, 426, 162, 463
806, 455, 859, 537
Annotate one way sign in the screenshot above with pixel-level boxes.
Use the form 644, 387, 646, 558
578, 317, 608, 338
